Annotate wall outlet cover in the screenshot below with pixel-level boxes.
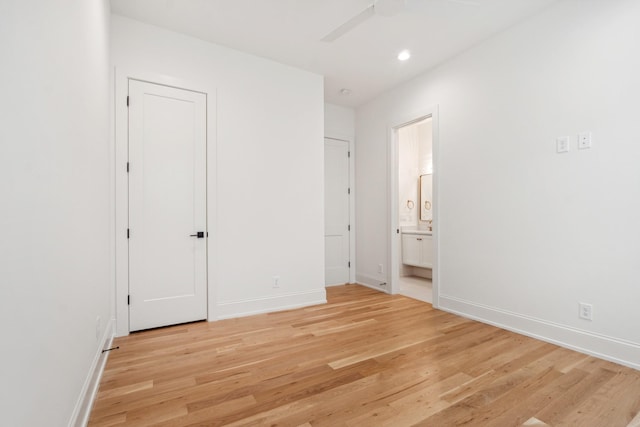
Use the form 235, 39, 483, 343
579, 302, 593, 320
578, 132, 592, 149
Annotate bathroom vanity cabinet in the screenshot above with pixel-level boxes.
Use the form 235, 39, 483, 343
401, 231, 433, 269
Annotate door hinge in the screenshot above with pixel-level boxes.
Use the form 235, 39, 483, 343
348, 224, 351, 231
127, 295, 130, 305
347, 188, 351, 195
126, 96, 129, 107
348, 261, 351, 268
127, 228, 130, 239
126, 162, 129, 173
348, 151, 351, 158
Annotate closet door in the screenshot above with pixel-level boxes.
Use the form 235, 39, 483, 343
324, 138, 350, 285
128, 79, 207, 331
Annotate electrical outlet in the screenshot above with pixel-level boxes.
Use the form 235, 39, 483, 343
273, 276, 280, 288
579, 302, 593, 321
578, 132, 592, 150
378, 264, 384, 274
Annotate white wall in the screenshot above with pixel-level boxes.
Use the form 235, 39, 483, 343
325, 103, 355, 140
398, 124, 420, 226
356, 0, 640, 368
111, 16, 326, 327
0, 0, 112, 425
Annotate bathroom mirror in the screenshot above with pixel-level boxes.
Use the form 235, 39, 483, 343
420, 174, 433, 221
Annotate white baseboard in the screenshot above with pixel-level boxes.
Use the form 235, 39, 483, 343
355, 273, 391, 294
439, 294, 640, 371
216, 289, 327, 320
68, 318, 115, 427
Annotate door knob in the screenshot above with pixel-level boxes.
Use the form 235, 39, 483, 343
190, 231, 205, 238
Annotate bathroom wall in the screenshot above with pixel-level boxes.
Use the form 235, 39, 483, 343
418, 119, 433, 176
398, 124, 421, 226
398, 119, 433, 226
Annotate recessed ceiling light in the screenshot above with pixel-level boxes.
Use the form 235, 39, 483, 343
340, 88, 352, 96
397, 50, 411, 61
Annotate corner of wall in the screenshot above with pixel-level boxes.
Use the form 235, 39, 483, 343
356, 274, 392, 294
68, 319, 115, 427
439, 295, 640, 371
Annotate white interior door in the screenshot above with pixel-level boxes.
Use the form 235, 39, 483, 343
324, 138, 350, 285
128, 79, 207, 331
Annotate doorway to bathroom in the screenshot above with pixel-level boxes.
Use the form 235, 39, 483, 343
389, 108, 439, 306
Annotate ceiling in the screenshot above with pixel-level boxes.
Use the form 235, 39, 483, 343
110, 0, 560, 108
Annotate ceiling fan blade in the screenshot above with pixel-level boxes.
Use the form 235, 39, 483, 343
321, 5, 375, 42
404, 0, 479, 14
446, 0, 481, 6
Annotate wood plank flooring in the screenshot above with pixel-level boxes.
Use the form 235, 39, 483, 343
89, 285, 640, 426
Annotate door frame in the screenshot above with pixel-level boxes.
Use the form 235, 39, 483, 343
324, 136, 354, 285
387, 106, 440, 307
113, 68, 217, 336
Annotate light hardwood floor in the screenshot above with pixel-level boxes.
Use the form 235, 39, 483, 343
89, 285, 640, 426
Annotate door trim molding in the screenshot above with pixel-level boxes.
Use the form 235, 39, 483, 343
387, 106, 440, 307
113, 67, 217, 336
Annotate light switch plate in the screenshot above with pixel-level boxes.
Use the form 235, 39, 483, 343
557, 136, 570, 153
